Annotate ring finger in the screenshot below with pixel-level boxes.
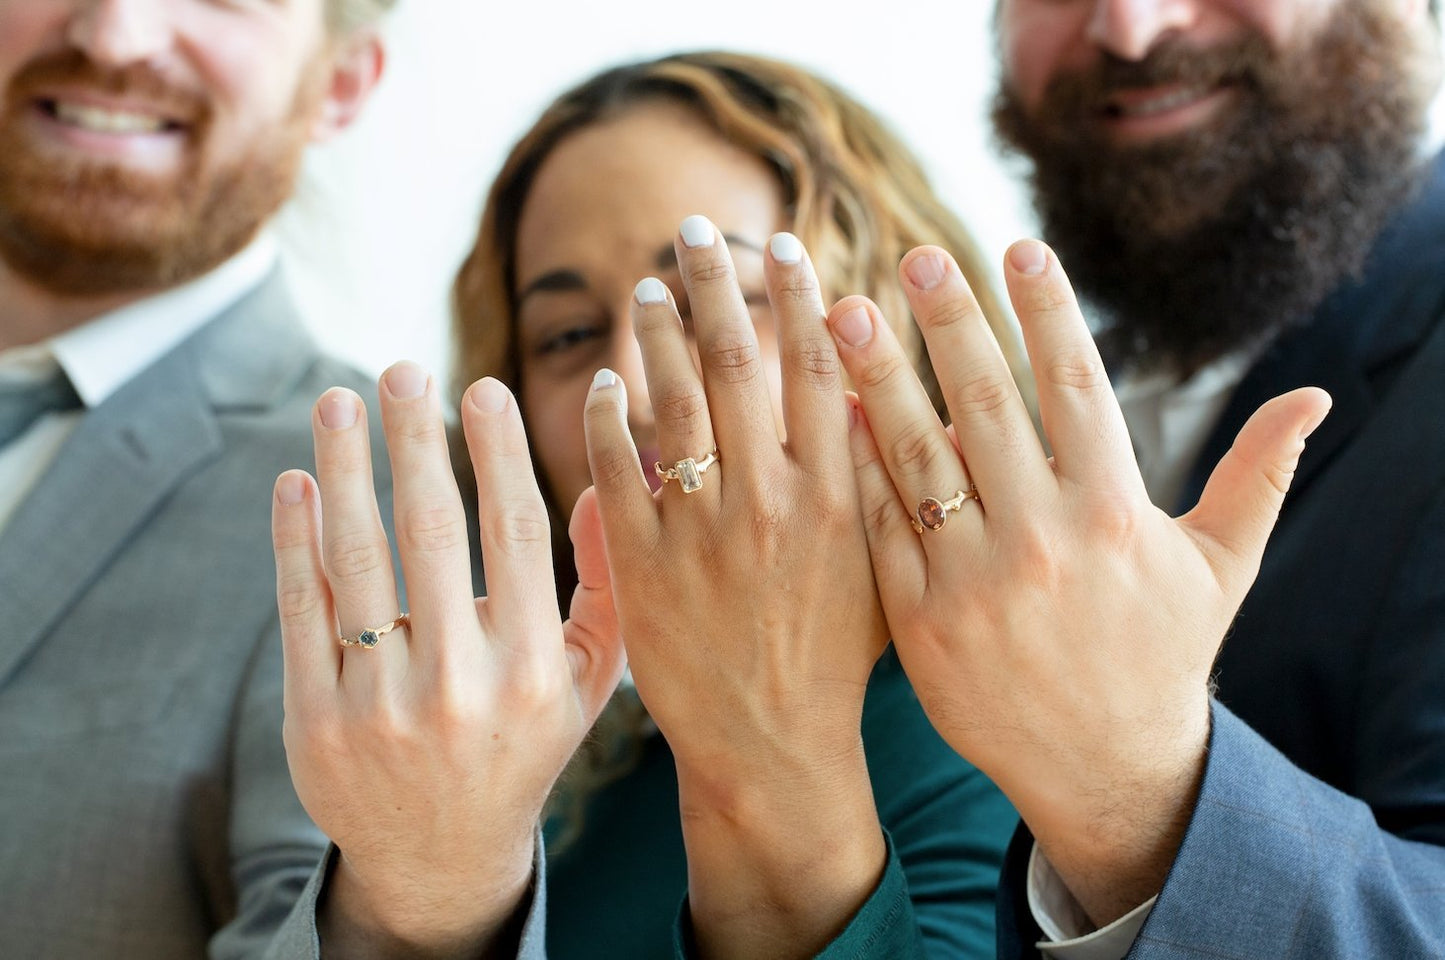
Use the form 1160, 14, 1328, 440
827, 296, 980, 544
312, 388, 407, 683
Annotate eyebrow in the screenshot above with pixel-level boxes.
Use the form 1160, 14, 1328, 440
516, 234, 770, 307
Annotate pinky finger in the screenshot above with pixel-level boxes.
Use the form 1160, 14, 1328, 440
272, 470, 340, 707
847, 396, 928, 612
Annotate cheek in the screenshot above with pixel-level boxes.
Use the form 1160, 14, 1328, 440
1000, 1, 1093, 108
0, 5, 60, 79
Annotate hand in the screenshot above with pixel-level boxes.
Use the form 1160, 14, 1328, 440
829, 241, 1331, 927
582, 220, 888, 959
270, 363, 625, 959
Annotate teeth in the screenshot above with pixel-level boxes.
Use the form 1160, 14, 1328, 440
1116, 87, 1212, 118
52, 101, 167, 134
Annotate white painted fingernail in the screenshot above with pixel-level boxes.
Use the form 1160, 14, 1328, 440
679, 214, 716, 248
635, 277, 668, 304
769, 232, 803, 264
592, 368, 619, 390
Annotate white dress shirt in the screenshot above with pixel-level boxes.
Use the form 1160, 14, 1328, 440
0, 235, 278, 534
1028, 350, 1254, 959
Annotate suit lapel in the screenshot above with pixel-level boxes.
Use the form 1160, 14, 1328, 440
0, 269, 317, 687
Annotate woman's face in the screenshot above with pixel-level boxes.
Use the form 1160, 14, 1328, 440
512, 100, 789, 518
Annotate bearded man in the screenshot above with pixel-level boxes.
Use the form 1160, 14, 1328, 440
0, 2, 548, 957
987, 0, 1445, 957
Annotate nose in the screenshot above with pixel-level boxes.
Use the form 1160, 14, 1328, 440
1086, 0, 1201, 61
606, 318, 655, 438
67, 0, 172, 69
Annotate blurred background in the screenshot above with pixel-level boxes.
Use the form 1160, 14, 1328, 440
276, 1, 1445, 388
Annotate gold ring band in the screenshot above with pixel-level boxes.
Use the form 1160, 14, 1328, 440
339, 614, 409, 649
655, 447, 719, 494
911, 486, 980, 534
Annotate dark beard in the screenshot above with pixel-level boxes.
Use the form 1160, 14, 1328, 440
992, 3, 1435, 376
0, 50, 321, 297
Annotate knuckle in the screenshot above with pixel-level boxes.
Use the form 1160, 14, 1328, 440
886, 421, 948, 478
485, 500, 552, 560
852, 351, 909, 391
948, 370, 1014, 422
326, 530, 391, 584
919, 299, 982, 334
773, 273, 819, 309
276, 574, 326, 631
684, 257, 735, 288
788, 338, 842, 391
651, 379, 709, 433
590, 445, 643, 490
392, 412, 446, 449
701, 334, 762, 386
1045, 356, 1110, 395
396, 502, 466, 556
861, 495, 901, 542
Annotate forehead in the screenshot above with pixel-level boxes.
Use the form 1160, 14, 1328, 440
513, 101, 786, 287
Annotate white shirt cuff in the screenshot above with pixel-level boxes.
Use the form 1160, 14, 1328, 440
1027, 842, 1156, 960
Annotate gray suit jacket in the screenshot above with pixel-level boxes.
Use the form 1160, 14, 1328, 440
0, 272, 546, 958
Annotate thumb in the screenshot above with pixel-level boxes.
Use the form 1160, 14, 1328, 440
1180, 387, 1331, 597
562, 485, 625, 721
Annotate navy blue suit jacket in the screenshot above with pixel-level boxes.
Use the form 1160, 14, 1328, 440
998, 153, 1445, 958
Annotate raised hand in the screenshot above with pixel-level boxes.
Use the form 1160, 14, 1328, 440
829, 240, 1330, 927
582, 219, 889, 959
270, 363, 625, 958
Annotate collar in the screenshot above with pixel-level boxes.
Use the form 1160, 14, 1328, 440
41, 234, 279, 409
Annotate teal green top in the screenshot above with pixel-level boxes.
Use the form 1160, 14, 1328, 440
542, 649, 1017, 958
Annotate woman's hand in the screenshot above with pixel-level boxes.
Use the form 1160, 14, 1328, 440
583, 219, 888, 960
270, 363, 625, 959
829, 240, 1331, 929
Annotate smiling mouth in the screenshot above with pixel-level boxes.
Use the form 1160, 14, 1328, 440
38, 98, 185, 135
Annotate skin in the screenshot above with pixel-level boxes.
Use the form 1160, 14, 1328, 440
997, 0, 1426, 145
987, 0, 1425, 930
514, 101, 788, 516
0, 0, 381, 348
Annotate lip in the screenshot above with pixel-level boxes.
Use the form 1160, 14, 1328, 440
1099, 82, 1237, 143
15, 90, 192, 171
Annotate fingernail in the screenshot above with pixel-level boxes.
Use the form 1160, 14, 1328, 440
679, 214, 716, 249
905, 253, 947, 291
468, 376, 509, 413
635, 277, 668, 304
276, 472, 307, 505
592, 368, 619, 391
831, 303, 874, 348
769, 232, 803, 264
384, 361, 429, 399
317, 390, 358, 430
1008, 240, 1049, 276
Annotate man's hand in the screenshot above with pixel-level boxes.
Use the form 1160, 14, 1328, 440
270, 363, 625, 959
829, 240, 1330, 927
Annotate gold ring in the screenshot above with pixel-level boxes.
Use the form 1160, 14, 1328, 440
339, 613, 409, 649
910, 486, 980, 534
655, 447, 719, 494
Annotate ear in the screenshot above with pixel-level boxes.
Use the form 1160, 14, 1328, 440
309, 29, 386, 143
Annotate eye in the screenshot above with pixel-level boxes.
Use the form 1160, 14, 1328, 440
534, 322, 604, 356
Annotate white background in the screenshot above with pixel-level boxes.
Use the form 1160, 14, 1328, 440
276, 1, 1445, 389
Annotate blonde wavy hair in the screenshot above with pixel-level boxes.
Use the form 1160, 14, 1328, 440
451, 51, 1034, 848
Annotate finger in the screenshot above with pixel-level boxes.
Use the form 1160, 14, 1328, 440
1180, 387, 1332, 598
378, 362, 476, 659
583, 370, 661, 567
900, 246, 1052, 519
272, 470, 339, 705
562, 486, 627, 724
845, 396, 927, 611
1002, 240, 1136, 494
675, 214, 778, 476
461, 377, 562, 648
767, 231, 848, 478
827, 295, 974, 541
631, 277, 720, 502
312, 388, 405, 674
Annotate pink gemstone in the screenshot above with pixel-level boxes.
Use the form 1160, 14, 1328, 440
917, 497, 947, 530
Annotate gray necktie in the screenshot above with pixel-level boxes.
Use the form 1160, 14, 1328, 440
0, 371, 83, 449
